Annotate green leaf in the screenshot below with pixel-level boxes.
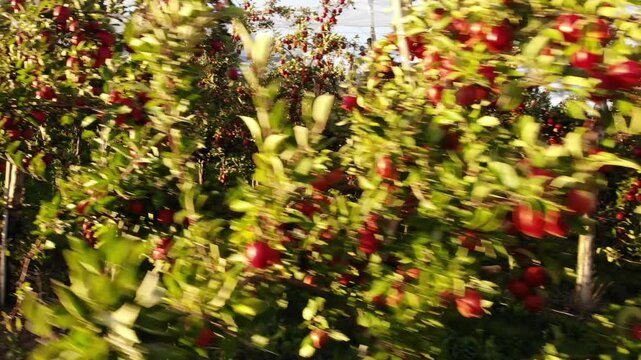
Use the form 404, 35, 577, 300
477, 116, 500, 127
525, 36, 549, 58
311, 94, 335, 134
497, 82, 523, 111
263, 134, 289, 153
240, 116, 263, 146
488, 162, 520, 189
229, 199, 255, 213
52, 281, 88, 321
299, 344, 316, 358
293, 126, 309, 149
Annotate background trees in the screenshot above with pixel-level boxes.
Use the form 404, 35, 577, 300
0, 0, 641, 359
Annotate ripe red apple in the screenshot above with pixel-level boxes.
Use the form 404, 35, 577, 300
71, 33, 85, 46
479, 65, 497, 84
66, 56, 80, 69
358, 229, 379, 254
508, 279, 530, 299
456, 84, 489, 106
227, 67, 240, 80
484, 24, 513, 53
53, 5, 71, 23
11, 0, 24, 12
631, 324, 641, 341
95, 30, 115, 46
376, 155, 396, 179
459, 230, 478, 251
567, 189, 597, 215
544, 210, 568, 237
523, 294, 544, 313
423, 52, 441, 69
195, 328, 216, 348
570, 49, 602, 71
36, 85, 56, 101
128, 200, 145, 215
76, 201, 90, 215
310, 329, 328, 349
512, 204, 546, 238
245, 241, 279, 268
606, 60, 641, 89
587, 18, 612, 45
455, 288, 484, 318
555, 14, 583, 43
157, 208, 174, 225
68, 20, 80, 32
426, 85, 443, 105
523, 266, 548, 288
341, 95, 357, 111
30, 110, 46, 124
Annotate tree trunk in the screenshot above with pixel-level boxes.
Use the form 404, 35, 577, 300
1, 160, 24, 308
368, 0, 376, 44
392, 0, 411, 73
575, 222, 595, 312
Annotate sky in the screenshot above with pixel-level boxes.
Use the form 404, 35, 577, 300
253, 0, 394, 42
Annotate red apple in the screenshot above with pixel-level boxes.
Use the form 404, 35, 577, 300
570, 49, 602, 71
544, 210, 568, 237
631, 324, 641, 341
71, 33, 85, 46
587, 18, 612, 45
426, 85, 443, 105
567, 189, 597, 215
376, 155, 396, 179
36, 85, 56, 101
358, 229, 379, 254
508, 279, 530, 299
423, 52, 441, 69
157, 208, 174, 225
128, 200, 145, 215
523, 294, 544, 313
30, 110, 46, 124
479, 65, 497, 84
484, 24, 513, 53
76, 201, 90, 215
606, 60, 641, 89
53, 5, 71, 23
310, 329, 328, 349
456, 84, 489, 106
195, 328, 216, 348
512, 204, 546, 238
523, 266, 548, 288
341, 95, 357, 111
245, 241, 279, 268
455, 289, 484, 318
555, 14, 583, 43
95, 30, 115, 46
227, 67, 240, 80
68, 20, 80, 32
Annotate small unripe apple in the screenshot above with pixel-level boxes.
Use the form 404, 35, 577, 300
523, 294, 544, 313
523, 266, 548, 288
310, 329, 328, 349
